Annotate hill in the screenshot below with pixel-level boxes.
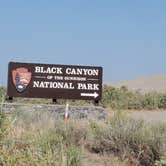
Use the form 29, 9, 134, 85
111, 75, 166, 93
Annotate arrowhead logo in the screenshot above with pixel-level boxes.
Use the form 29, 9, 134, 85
12, 68, 32, 93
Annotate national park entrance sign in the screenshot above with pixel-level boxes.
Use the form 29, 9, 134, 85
7, 62, 103, 101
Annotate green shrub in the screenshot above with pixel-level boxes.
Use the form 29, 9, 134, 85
101, 85, 166, 110
0, 91, 8, 141
89, 115, 166, 166
67, 146, 81, 166
0, 112, 6, 140
158, 94, 166, 109
142, 93, 159, 110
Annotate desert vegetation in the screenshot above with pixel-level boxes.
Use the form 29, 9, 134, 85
1, 86, 166, 165
102, 85, 166, 110
0, 108, 165, 165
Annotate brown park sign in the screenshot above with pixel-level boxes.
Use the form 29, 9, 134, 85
7, 62, 103, 101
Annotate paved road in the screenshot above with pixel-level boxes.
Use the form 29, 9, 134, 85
130, 111, 166, 123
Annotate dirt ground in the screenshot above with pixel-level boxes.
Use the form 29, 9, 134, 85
82, 151, 129, 166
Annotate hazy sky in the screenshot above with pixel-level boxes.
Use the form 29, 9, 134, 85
0, 0, 166, 86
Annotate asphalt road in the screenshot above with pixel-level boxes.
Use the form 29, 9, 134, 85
130, 111, 166, 123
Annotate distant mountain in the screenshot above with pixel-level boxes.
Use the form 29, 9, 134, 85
111, 75, 166, 93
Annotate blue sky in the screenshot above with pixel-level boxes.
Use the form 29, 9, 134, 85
0, 0, 166, 86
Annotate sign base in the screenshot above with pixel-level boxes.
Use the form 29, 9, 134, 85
6, 96, 13, 102
52, 98, 57, 104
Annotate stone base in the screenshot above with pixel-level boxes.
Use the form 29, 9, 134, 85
2, 103, 108, 120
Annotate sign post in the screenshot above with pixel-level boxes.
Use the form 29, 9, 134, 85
7, 62, 103, 102
64, 102, 69, 124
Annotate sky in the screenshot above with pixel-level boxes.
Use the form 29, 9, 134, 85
0, 0, 166, 86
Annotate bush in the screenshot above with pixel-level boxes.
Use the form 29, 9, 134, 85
89, 114, 166, 166
158, 94, 166, 109
67, 146, 81, 166
0, 112, 6, 140
101, 85, 166, 110
142, 93, 158, 110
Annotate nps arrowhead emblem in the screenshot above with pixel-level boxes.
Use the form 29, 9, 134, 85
12, 67, 32, 93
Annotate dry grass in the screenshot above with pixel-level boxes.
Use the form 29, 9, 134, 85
0, 109, 166, 165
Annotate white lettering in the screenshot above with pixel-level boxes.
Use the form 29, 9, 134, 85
66, 68, 99, 76
33, 81, 74, 89
33, 81, 39, 87
77, 83, 99, 90
35, 66, 41, 73
34, 66, 63, 74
